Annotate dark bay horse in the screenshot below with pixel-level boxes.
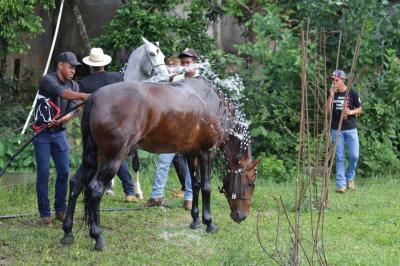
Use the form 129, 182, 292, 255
61, 78, 259, 250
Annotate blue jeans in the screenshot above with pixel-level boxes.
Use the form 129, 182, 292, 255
117, 161, 134, 196
150, 153, 192, 201
331, 129, 360, 189
33, 130, 69, 218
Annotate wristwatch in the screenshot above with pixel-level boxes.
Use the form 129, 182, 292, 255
349, 110, 353, 115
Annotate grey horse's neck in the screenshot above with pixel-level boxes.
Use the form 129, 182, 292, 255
123, 45, 147, 82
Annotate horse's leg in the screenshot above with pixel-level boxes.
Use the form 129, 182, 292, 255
132, 150, 143, 199
105, 178, 115, 196
86, 159, 121, 251
172, 154, 186, 192
60, 165, 85, 245
200, 151, 218, 233
187, 156, 201, 229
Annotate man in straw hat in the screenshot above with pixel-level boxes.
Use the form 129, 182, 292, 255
80, 47, 138, 203
327, 69, 362, 193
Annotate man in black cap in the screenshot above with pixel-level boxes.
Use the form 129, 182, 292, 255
169, 48, 199, 81
145, 48, 199, 211
327, 69, 362, 193
33, 51, 89, 227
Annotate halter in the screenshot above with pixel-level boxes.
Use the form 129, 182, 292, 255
219, 160, 254, 200
119, 45, 166, 79
148, 63, 167, 78
144, 47, 166, 78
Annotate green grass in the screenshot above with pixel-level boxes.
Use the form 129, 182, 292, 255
0, 173, 399, 265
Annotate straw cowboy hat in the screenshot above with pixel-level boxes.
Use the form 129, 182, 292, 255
82, 48, 112, 67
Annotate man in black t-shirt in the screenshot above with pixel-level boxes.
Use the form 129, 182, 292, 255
34, 52, 90, 227
327, 70, 362, 193
80, 48, 137, 203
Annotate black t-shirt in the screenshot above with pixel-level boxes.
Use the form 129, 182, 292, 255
329, 88, 362, 130
79, 71, 123, 93
34, 72, 79, 130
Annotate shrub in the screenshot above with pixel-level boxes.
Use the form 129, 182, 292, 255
257, 154, 291, 183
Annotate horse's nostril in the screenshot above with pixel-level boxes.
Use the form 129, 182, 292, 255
230, 211, 248, 223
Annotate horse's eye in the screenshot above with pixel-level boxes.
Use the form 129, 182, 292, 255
149, 52, 156, 56
247, 182, 255, 188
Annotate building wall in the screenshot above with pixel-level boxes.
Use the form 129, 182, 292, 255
5, 0, 123, 81
5, 0, 247, 81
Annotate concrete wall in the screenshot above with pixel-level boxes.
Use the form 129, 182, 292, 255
5, 0, 247, 81
5, 0, 123, 81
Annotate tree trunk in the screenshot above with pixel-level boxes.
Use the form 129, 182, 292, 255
67, 0, 91, 53
244, 0, 257, 43
0, 37, 8, 79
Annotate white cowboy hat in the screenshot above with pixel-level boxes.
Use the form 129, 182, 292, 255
82, 48, 112, 67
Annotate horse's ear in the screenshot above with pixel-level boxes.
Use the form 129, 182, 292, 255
155, 41, 160, 47
141, 36, 151, 46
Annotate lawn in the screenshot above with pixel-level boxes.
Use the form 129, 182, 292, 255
0, 171, 399, 265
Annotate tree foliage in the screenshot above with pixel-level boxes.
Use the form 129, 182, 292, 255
222, 0, 400, 177
93, 0, 217, 69
0, 0, 55, 60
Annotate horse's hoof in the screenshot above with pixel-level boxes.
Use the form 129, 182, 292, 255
206, 223, 218, 233
94, 236, 106, 251
190, 221, 201, 229
134, 193, 144, 200
60, 234, 74, 245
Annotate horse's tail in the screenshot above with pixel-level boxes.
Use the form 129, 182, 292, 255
81, 95, 97, 226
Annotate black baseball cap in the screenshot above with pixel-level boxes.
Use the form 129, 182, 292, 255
178, 48, 198, 60
57, 51, 81, 66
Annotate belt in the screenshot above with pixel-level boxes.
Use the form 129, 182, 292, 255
45, 127, 65, 133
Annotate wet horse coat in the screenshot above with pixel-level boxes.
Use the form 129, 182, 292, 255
61, 78, 259, 250
91, 79, 224, 155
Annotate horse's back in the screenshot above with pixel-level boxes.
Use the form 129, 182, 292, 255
90, 79, 224, 154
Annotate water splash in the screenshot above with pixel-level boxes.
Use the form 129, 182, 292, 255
196, 58, 251, 152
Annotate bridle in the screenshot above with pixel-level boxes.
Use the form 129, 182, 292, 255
144, 47, 166, 78
119, 44, 166, 78
219, 161, 254, 200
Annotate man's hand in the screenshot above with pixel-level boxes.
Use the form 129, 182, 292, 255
48, 113, 73, 129
48, 118, 63, 129
81, 93, 90, 101
184, 68, 197, 78
329, 87, 336, 98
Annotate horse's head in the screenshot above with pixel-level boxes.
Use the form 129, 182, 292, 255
140, 36, 169, 79
222, 140, 260, 223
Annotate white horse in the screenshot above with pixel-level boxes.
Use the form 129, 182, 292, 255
105, 37, 169, 199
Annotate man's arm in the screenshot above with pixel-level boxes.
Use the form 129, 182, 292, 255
345, 90, 362, 116
63, 89, 89, 101
326, 87, 335, 112
345, 105, 362, 116
40, 75, 89, 101
48, 113, 74, 128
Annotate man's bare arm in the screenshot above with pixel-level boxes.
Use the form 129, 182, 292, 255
63, 89, 89, 101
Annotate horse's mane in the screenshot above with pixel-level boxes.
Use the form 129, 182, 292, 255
120, 45, 145, 79
206, 77, 251, 157
168, 76, 251, 155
